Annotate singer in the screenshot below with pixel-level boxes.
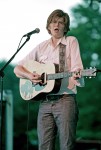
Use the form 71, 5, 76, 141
14, 9, 85, 150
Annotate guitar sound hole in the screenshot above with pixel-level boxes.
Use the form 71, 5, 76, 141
41, 73, 47, 86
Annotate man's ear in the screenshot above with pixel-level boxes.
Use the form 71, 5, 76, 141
64, 27, 67, 32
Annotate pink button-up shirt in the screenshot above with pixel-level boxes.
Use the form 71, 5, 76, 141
19, 36, 84, 95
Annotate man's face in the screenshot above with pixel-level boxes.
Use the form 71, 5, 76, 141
48, 17, 66, 38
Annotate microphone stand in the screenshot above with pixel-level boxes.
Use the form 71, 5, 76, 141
0, 35, 30, 150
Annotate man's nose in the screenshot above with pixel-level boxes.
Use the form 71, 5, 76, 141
55, 21, 59, 26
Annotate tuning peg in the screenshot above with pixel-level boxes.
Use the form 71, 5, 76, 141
89, 76, 92, 79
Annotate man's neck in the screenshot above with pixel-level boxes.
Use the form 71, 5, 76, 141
51, 37, 62, 47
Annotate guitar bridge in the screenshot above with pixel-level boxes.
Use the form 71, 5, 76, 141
40, 72, 47, 86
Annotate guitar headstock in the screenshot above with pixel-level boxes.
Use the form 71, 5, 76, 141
82, 67, 97, 78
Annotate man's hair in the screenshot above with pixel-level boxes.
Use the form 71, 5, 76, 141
46, 9, 70, 35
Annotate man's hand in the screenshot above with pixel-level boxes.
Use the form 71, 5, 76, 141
28, 72, 42, 84
72, 69, 81, 80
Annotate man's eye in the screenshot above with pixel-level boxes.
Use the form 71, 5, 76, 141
53, 21, 57, 23
59, 22, 64, 24
51, 21, 64, 24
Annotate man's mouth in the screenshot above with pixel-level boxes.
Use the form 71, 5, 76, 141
54, 28, 59, 32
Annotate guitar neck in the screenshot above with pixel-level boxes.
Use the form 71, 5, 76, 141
47, 69, 96, 80
47, 72, 72, 80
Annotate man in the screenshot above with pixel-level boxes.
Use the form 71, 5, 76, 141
14, 9, 84, 150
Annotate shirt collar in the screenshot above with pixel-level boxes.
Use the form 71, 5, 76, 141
49, 36, 67, 46
60, 36, 67, 46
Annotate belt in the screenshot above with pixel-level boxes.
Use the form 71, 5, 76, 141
44, 94, 75, 101
46, 95, 63, 101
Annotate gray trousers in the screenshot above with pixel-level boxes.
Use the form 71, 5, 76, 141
37, 94, 78, 150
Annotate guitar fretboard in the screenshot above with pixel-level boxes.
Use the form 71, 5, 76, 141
47, 72, 72, 80
47, 69, 96, 80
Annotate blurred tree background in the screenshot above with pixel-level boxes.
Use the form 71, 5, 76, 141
68, 0, 101, 140
0, 0, 101, 149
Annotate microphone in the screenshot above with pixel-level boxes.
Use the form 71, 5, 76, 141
23, 28, 40, 37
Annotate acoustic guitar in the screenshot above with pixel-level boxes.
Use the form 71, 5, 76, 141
20, 60, 97, 100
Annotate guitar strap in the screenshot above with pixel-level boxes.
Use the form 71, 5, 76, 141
59, 43, 66, 72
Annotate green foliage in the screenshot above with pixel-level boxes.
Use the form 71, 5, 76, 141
69, 0, 101, 69
68, 0, 101, 140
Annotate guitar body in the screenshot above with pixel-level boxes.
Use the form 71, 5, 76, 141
20, 61, 61, 100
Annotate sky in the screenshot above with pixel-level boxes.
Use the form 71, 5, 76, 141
0, 0, 82, 65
